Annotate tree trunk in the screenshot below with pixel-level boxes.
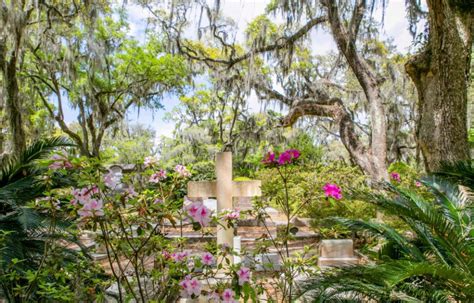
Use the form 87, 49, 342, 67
406, 1, 473, 172
4, 55, 26, 154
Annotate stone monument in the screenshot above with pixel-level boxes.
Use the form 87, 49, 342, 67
187, 152, 261, 264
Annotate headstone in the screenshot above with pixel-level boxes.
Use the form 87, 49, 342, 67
187, 152, 262, 264
318, 239, 358, 267
109, 165, 124, 190
233, 236, 242, 264
264, 207, 279, 214
291, 217, 311, 227
255, 253, 281, 271
203, 199, 217, 213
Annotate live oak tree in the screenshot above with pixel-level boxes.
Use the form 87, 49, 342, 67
406, 0, 474, 171
27, 10, 187, 157
0, 0, 83, 154
145, 0, 417, 182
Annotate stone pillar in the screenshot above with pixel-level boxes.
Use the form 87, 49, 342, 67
216, 152, 234, 262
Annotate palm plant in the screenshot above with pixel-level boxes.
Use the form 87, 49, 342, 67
0, 137, 75, 301
300, 163, 474, 302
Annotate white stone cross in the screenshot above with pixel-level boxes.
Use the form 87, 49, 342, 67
187, 152, 261, 264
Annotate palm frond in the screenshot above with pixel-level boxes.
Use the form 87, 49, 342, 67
0, 136, 73, 186
328, 217, 425, 261
435, 161, 474, 189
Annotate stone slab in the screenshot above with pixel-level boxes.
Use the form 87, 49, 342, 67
320, 239, 355, 258
318, 257, 359, 267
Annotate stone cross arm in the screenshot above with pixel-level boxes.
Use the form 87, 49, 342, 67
187, 180, 261, 199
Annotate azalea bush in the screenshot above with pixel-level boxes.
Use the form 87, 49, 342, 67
0, 138, 107, 302
257, 160, 376, 238
43, 154, 263, 302
249, 149, 323, 302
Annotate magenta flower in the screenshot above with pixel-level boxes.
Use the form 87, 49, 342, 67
222, 288, 237, 303
277, 149, 301, 165
237, 266, 251, 285
201, 252, 214, 266
323, 183, 342, 200
262, 151, 276, 165
278, 151, 292, 165
222, 209, 240, 221
175, 165, 191, 177
288, 149, 301, 159
149, 169, 167, 183
390, 172, 401, 182
179, 276, 201, 298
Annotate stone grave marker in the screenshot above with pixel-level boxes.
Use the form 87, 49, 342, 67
255, 253, 281, 271
187, 152, 261, 264
203, 198, 217, 213
318, 239, 358, 267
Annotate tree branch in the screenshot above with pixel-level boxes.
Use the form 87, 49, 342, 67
176, 16, 327, 68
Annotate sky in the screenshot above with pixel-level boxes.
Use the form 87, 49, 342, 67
63, 0, 422, 144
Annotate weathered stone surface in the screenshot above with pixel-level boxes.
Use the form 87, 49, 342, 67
318, 239, 358, 267
254, 253, 281, 271
186, 180, 262, 198
291, 217, 312, 227
186, 152, 262, 265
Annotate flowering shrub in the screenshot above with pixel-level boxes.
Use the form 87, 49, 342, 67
390, 172, 401, 182
262, 149, 300, 166
9, 146, 364, 302
38, 154, 263, 302
323, 183, 343, 200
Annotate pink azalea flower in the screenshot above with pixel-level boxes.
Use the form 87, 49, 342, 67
104, 172, 119, 188
172, 250, 189, 262
207, 291, 220, 302
71, 186, 99, 205
48, 153, 73, 170
277, 149, 301, 165
278, 151, 292, 165
185, 202, 212, 226
288, 149, 301, 159
222, 288, 237, 303
144, 156, 158, 167
125, 187, 138, 198
201, 252, 214, 266
390, 172, 401, 182
175, 165, 191, 177
415, 180, 422, 187
323, 183, 342, 200
223, 209, 240, 221
149, 169, 167, 183
162, 251, 172, 260
262, 151, 276, 165
237, 266, 251, 285
179, 276, 201, 298
78, 199, 104, 218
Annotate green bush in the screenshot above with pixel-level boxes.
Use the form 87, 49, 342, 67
257, 162, 376, 238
